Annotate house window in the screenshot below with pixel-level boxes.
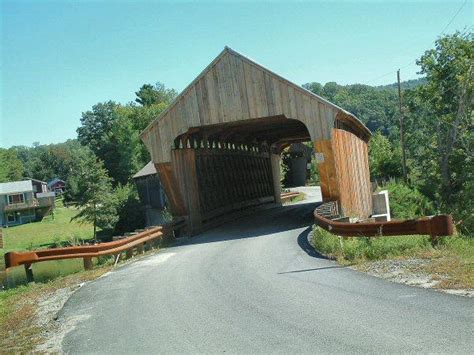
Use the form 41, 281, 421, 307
8, 193, 24, 204
7, 212, 16, 222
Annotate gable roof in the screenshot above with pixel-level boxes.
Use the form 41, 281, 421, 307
143, 47, 369, 136
133, 161, 157, 179
141, 47, 371, 164
0, 180, 33, 195
47, 178, 65, 188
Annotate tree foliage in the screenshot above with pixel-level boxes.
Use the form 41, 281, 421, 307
368, 132, 403, 180
404, 31, 473, 232
69, 153, 118, 240
0, 148, 24, 182
135, 82, 177, 107
76, 83, 173, 186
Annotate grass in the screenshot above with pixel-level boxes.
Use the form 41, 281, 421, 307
0, 267, 111, 352
282, 192, 306, 205
311, 226, 474, 289
2, 199, 93, 253
1, 199, 95, 287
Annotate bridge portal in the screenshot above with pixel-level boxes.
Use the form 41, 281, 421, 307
141, 47, 372, 233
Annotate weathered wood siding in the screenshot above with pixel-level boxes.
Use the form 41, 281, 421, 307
332, 129, 372, 218
142, 48, 351, 164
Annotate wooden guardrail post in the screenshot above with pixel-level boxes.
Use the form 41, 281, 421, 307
137, 243, 145, 254
24, 263, 34, 283
83, 257, 93, 270
125, 248, 134, 259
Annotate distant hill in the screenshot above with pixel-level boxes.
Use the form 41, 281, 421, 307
377, 77, 426, 90
302, 77, 427, 134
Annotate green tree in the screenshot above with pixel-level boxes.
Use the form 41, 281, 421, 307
76, 90, 172, 185
413, 32, 473, 205
135, 82, 177, 107
70, 154, 118, 241
368, 132, 403, 180
0, 148, 24, 182
113, 184, 145, 234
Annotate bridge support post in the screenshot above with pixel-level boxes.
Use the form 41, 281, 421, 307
270, 153, 282, 205
155, 162, 187, 217
171, 149, 202, 233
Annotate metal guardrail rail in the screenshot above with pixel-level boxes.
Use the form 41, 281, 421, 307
314, 208, 454, 238
4, 225, 176, 282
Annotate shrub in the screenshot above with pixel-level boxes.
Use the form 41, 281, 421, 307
382, 180, 434, 219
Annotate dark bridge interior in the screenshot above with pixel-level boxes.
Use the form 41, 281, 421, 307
171, 117, 312, 229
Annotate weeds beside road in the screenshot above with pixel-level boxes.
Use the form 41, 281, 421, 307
0, 267, 111, 352
311, 226, 473, 293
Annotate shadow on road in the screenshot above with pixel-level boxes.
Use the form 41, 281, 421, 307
172, 201, 321, 247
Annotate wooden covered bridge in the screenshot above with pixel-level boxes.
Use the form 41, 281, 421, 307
141, 47, 373, 233
4, 48, 455, 275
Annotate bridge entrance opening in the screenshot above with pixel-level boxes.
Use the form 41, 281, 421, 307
169, 116, 311, 231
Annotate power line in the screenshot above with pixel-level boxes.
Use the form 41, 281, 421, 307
440, 0, 469, 35
363, 0, 470, 85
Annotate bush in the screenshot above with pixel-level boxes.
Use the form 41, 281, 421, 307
382, 180, 434, 219
113, 184, 145, 235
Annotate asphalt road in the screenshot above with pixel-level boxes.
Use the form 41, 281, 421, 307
61, 188, 473, 353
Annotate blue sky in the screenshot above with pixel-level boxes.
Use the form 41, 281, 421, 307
1, 0, 472, 148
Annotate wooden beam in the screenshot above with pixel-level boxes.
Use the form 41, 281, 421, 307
155, 163, 187, 216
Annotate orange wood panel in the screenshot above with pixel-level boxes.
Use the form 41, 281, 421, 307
332, 128, 372, 218
155, 162, 187, 217
314, 139, 340, 201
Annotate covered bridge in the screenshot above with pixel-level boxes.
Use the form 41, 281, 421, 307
141, 47, 372, 233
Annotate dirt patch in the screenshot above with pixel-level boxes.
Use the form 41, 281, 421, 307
0, 268, 110, 352
354, 258, 474, 297
34, 283, 85, 353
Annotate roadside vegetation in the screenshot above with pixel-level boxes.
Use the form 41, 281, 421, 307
0, 241, 167, 352
0, 267, 111, 352
311, 175, 473, 290
311, 227, 473, 290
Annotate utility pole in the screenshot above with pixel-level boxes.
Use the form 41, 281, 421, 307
397, 69, 408, 183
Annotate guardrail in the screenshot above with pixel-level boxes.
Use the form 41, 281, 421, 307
4, 225, 174, 283
314, 208, 454, 239
281, 191, 301, 203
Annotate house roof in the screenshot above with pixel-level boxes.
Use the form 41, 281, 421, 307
0, 180, 33, 194
133, 161, 157, 179
47, 178, 65, 188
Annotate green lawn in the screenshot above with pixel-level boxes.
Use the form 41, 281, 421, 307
1, 200, 95, 287
2, 200, 93, 253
